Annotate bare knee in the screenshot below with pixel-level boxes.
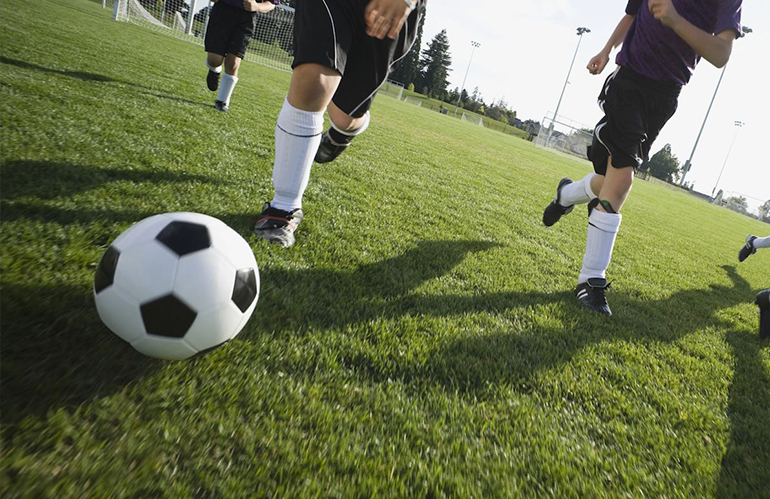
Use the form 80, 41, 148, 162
287, 63, 341, 112
207, 53, 224, 68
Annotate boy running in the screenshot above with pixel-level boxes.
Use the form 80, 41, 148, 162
204, 0, 278, 112
738, 235, 770, 262
253, 0, 426, 248
542, 0, 742, 315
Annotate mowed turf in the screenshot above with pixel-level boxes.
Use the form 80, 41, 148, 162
1, 0, 769, 497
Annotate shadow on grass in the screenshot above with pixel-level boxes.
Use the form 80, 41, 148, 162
0, 57, 211, 108
716, 331, 770, 498
1, 160, 220, 202
0, 56, 138, 85
424, 265, 757, 391
0, 282, 161, 432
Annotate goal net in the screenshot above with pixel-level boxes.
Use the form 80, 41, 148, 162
462, 113, 484, 127
535, 112, 593, 161
113, 0, 295, 72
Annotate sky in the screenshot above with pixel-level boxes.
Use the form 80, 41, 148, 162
420, 0, 769, 214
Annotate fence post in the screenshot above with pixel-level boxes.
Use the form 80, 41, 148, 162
186, 0, 196, 35
112, 0, 121, 20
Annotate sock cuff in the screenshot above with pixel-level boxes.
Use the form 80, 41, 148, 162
277, 98, 325, 137
330, 111, 370, 137
206, 60, 222, 73
221, 73, 238, 84
588, 209, 621, 233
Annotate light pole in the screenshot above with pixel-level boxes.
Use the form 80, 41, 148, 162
454, 41, 481, 117
680, 25, 752, 186
545, 27, 589, 147
553, 27, 590, 123
711, 121, 744, 198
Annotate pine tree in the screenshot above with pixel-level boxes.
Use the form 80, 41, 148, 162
389, 8, 426, 88
419, 29, 452, 98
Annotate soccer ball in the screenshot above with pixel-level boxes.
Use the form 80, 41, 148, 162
93, 212, 259, 360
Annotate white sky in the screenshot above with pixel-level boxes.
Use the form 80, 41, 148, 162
421, 0, 769, 213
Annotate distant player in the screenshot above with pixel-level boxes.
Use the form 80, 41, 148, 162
541, 0, 742, 315
738, 235, 770, 262
254, 0, 425, 247
204, 0, 277, 112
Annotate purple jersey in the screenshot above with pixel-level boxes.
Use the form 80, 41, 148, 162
616, 0, 742, 85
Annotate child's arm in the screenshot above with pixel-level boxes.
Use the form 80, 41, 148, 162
648, 0, 736, 68
587, 13, 636, 75
243, 0, 277, 13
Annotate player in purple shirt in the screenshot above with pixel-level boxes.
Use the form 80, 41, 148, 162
204, 0, 278, 112
541, 0, 742, 316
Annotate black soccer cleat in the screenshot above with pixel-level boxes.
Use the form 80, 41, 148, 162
207, 69, 220, 91
738, 235, 757, 262
543, 177, 575, 226
575, 278, 613, 316
757, 289, 770, 340
254, 202, 304, 248
214, 100, 228, 112
314, 131, 351, 164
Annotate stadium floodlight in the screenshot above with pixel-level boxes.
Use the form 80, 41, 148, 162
545, 27, 590, 148
680, 25, 753, 186
553, 27, 590, 123
453, 41, 481, 118
711, 121, 745, 197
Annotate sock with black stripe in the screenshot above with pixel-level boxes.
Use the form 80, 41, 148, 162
578, 208, 622, 283
271, 98, 325, 211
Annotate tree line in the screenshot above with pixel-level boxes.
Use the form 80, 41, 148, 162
389, 16, 520, 127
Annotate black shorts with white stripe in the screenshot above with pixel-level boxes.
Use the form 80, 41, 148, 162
291, 0, 426, 118
587, 66, 680, 174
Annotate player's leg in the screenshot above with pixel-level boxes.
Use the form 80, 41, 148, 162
740, 234, 770, 262
206, 53, 224, 91
214, 10, 256, 112
215, 53, 243, 112
254, 63, 342, 247
314, 102, 370, 163
542, 117, 610, 227
203, 2, 229, 92
314, 1, 423, 164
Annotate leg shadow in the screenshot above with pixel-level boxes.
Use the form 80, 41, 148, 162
717, 330, 770, 498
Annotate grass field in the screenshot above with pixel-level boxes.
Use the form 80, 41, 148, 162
1, 0, 769, 497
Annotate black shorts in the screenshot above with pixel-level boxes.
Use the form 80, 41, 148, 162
292, 0, 425, 117
204, 2, 257, 59
587, 66, 681, 174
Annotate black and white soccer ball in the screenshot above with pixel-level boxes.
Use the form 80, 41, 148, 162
93, 212, 259, 360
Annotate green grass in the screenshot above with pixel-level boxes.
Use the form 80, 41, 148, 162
1, 0, 769, 497
397, 88, 530, 140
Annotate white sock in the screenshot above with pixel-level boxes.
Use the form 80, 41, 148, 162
270, 98, 325, 211
206, 60, 222, 73
217, 73, 238, 105
754, 235, 770, 249
578, 209, 622, 283
560, 173, 598, 207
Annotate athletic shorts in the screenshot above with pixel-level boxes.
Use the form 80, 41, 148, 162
204, 1, 257, 59
587, 66, 681, 174
292, 0, 426, 117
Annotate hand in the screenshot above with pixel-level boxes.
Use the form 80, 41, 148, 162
364, 0, 414, 40
648, 0, 681, 29
587, 51, 610, 75
243, 0, 276, 13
